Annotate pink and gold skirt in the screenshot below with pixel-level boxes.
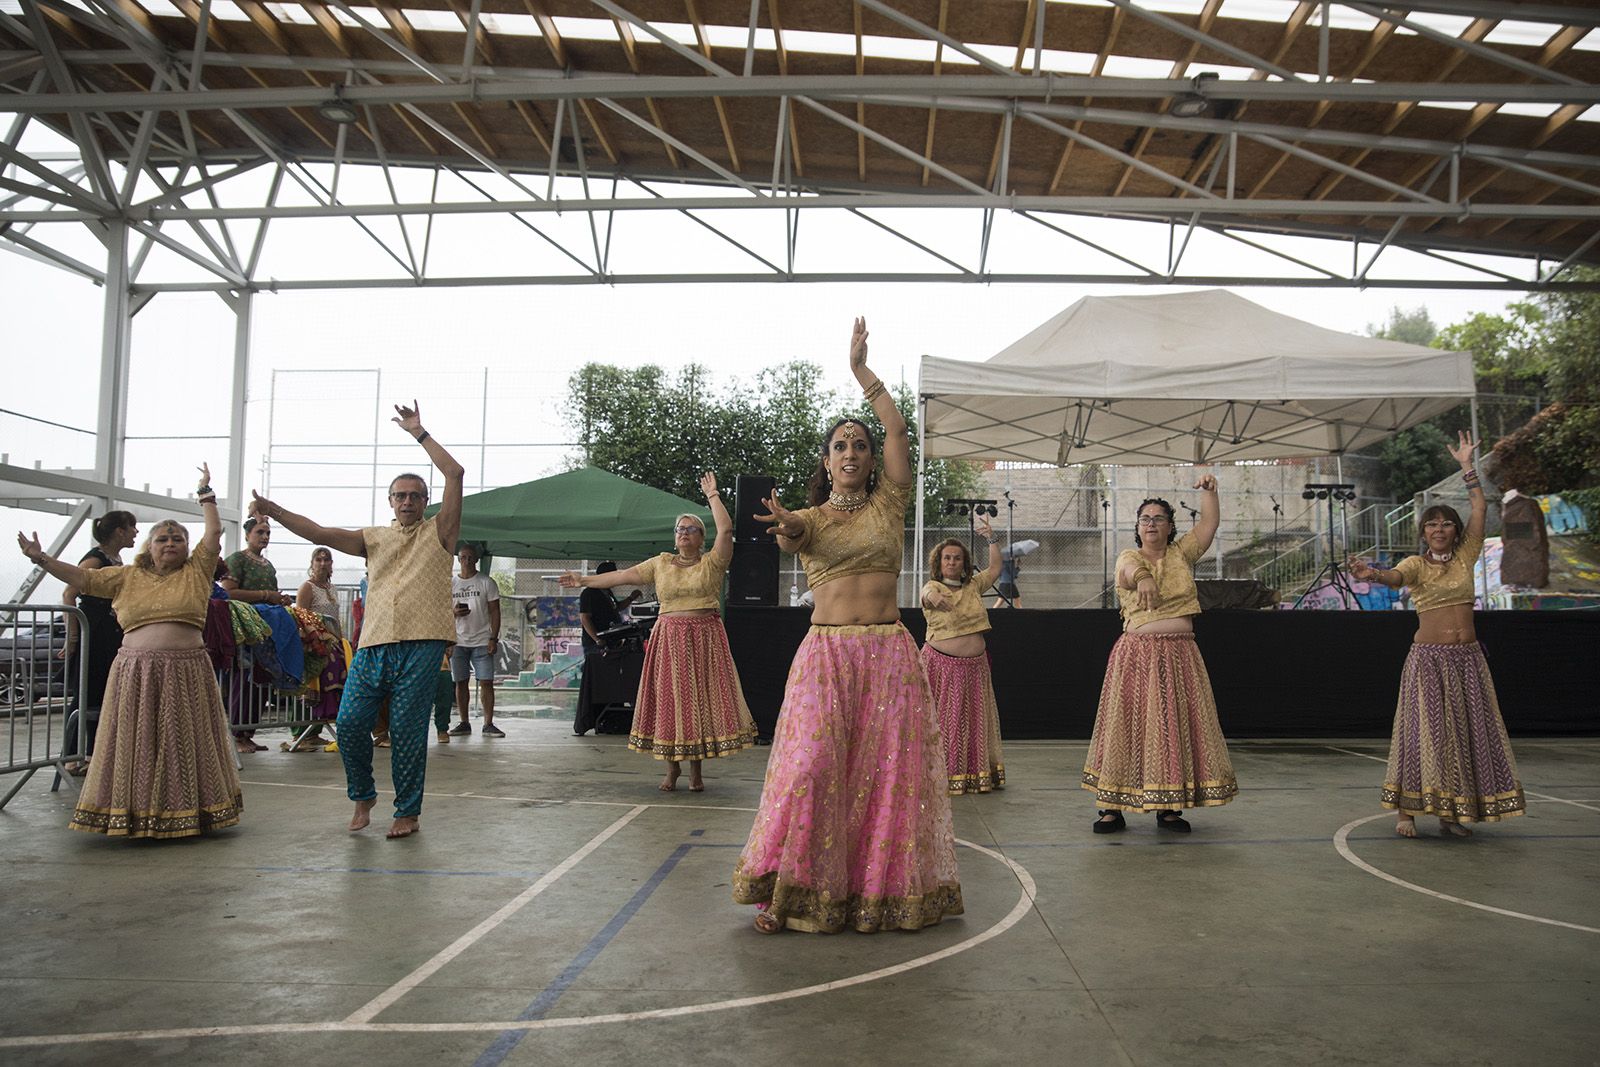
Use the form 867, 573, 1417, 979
629, 612, 756, 761
922, 645, 1005, 795
71, 646, 244, 839
733, 623, 963, 933
1082, 631, 1237, 811
1381, 642, 1524, 822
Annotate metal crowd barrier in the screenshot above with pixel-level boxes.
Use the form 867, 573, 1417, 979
220, 648, 322, 750
0, 604, 88, 810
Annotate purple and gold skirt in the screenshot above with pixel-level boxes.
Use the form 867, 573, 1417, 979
1381, 642, 1524, 822
629, 612, 756, 761
922, 645, 1005, 795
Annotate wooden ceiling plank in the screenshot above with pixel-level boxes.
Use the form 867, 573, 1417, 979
854, 1, 865, 182
766, 0, 803, 177
686, 0, 742, 172
1047, 6, 1125, 195
444, 0, 553, 156
300, 0, 437, 154
984, 0, 1035, 191
920, 0, 948, 189
522, 0, 619, 164
611, 16, 679, 168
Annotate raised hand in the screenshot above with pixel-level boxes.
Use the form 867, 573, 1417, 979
249, 490, 274, 520
1447, 429, 1476, 469
756, 491, 802, 539
976, 517, 994, 540
557, 570, 582, 589
1193, 472, 1218, 492
1347, 556, 1378, 581
700, 471, 719, 499
392, 401, 423, 437
197, 462, 212, 492
16, 531, 45, 563
849, 316, 869, 371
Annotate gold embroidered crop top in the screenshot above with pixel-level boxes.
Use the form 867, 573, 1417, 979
633, 551, 727, 613
921, 574, 993, 642
1116, 533, 1206, 632
78, 541, 220, 633
1391, 532, 1482, 613
786, 475, 910, 589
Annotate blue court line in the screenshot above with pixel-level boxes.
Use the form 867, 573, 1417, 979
471, 834, 700, 1067
254, 865, 543, 878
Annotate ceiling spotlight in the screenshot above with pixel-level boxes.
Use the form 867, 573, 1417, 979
317, 88, 359, 126
1170, 70, 1219, 119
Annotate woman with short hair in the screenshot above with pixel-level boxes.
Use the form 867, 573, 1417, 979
561, 472, 756, 792
1349, 431, 1525, 838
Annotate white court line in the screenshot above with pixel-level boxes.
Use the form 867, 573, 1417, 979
0, 838, 1037, 1049
1333, 813, 1600, 935
343, 803, 648, 1024
1322, 746, 1600, 814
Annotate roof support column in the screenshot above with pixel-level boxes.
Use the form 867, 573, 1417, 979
94, 220, 133, 514
221, 288, 254, 556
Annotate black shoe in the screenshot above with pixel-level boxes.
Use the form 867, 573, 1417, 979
481, 723, 505, 737
1155, 811, 1191, 833
1092, 810, 1126, 834
448, 721, 471, 736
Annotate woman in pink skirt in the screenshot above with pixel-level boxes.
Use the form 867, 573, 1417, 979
1083, 473, 1237, 834
1349, 431, 1524, 838
921, 517, 1005, 794
17, 463, 243, 839
561, 472, 755, 792
733, 317, 962, 934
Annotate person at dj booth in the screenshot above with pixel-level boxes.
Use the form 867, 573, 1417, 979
577, 561, 641, 652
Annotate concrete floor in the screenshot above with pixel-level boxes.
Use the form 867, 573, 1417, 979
1, 720, 1596, 1067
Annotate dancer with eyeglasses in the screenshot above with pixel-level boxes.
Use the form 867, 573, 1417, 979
560, 472, 756, 792
247, 403, 463, 839
1348, 431, 1524, 838
1082, 474, 1237, 834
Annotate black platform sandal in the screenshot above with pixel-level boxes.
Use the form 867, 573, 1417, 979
1092, 809, 1126, 834
1155, 811, 1191, 833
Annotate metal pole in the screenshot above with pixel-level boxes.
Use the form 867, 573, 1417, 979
224, 289, 252, 555
94, 220, 132, 511
1471, 394, 1488, 608
371, 368, 382, 525
914, 392, 927, 600
479, 365, 489, 495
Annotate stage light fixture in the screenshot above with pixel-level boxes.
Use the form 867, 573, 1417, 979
1302, 489, 1316, 500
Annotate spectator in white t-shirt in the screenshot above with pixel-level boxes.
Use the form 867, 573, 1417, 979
449, 544, 502, 737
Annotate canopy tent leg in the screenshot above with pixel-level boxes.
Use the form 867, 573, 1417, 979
914, 393, 927, 598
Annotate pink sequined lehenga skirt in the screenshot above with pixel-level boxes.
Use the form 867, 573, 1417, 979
1381, 642, 1524, 822
921, 645, 1005, 795
733, 623, 964, 933
629, 612, 757, 761
1082, 631, 1237, 811
70, 647, 244, 839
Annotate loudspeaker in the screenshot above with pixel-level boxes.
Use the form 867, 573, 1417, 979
728, 542, 779, 606
734, 475, 776, 543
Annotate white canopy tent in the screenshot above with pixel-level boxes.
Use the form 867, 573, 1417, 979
913, 289, 1477, 588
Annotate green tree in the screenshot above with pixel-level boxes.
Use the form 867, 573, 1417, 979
1434, 304, 1547, 398
1359, 306, 1457, 498
1367, 305, 1437, 345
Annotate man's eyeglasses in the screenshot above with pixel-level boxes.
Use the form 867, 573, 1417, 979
389, 491, 427, 503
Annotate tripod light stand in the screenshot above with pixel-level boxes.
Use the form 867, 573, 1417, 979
1292, 483, 1361, 610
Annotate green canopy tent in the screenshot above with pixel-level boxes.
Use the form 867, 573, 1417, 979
425, 467, 709, 561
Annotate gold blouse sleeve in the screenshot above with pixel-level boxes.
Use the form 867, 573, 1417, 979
632, 554, 660, 585
1392, 555, 1424, 588
783, 507, 816, 554
1176, 531, 1205, 565
77, 563, 127, 600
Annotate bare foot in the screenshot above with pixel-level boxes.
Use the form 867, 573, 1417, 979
1395, 815, 1417, 838
753, 910, 783, 934
689, 779, 705, 792
349, 799, 375, 832
387, 817, 419, 839
659, 764, 680, 792
1439, 819, 1473, 837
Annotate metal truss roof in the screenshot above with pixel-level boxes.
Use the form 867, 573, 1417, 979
3, 0, 1600, 291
